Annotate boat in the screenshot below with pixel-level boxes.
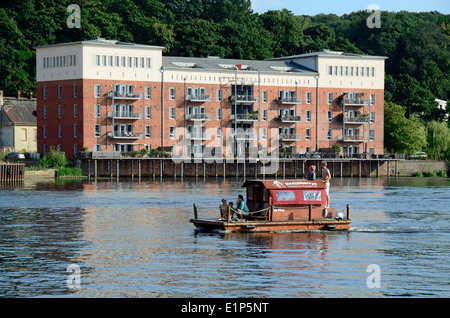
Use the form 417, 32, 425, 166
190, 179, 352, 232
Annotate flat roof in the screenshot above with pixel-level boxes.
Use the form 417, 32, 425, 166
33, 38, 165, 50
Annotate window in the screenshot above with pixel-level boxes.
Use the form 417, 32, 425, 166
371, 67, 375, 77
328, 66, 332, 75
146, 58, 151, 68
370, 93, 375, 106
58, 124, 62, 138
95, 55, 100, 66
327, 110, 332, 123
43, 126, 47, 139
121, 56, 126, 67
95, 124, 101, 138
360, 67, 364, 76
43, 86, 47, 100
95, 104, 101, 118
262, 109, 267, 121
369, 129, 375, 141
145, 86, 151, 99
355, 67, 359, 76
73, 55, 76, 66
73, 124, 77, 138
108, 56, 113, 66
73, 104, 77, 118
43, 144, 47, 154
262, 91, 268, 103
102, 55, 106, 66
306, 92, 311, 104
217, 127, 222, 139
134, 57, 138, 67
216, 108, 222, 120
21, 128, 27, 141
306, 110, 311, 122
262, 127, 267, 140
366, 67, 370, 77
327, 128, 332, 141
115, 56, 119, 67
216, 89, 222, 102
43, 106, 47, 119
57, 85, 62, 99
95, 144, 101, 151
345, 66, 348, 76
145, 125, 151, 138
339, 66, 343, 76
306, 128, 311, 141
350, 67, 354, 76
145, 106, 151, 119
73, 84, 77, 98
169, 87, 175, 100
127, 57, 132, 67
74, 144, 77, 155
58, 105, 62, 118
306, 146, 311, 153
334, 66, 337, 75
370, 111, 375, 123
169, 126, 175, 139
327, 92, 333, 105
169, 106, 175, 119
140, 57, 145, 68
94, 84, 101, 98
275, 191, 296, 201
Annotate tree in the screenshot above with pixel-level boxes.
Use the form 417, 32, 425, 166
384, 102, 427, 153
426, 121, 450, 159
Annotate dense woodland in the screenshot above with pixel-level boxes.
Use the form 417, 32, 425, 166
1, 0, 449, 155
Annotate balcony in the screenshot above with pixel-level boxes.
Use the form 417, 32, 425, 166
185, 113, 212, 121
109, 91, 143, 100
109, 132, 143, 139
230, 94, 258, 103
277, 114, 301, 123
186, 94, 211, 102
279, 133, 301, 141
230, 112, 258, 122
341, 98, 369, 106
186, 133, 211, 141
338, 135, 369, 142
278, 96, 301, 104
108, 111, 143, 120
233, 132, 258, 141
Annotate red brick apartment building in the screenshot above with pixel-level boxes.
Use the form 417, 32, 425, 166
34, 38, 386, 159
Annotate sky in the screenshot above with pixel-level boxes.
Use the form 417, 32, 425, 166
251, 0, 450, 16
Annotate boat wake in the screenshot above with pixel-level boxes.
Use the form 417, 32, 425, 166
350, 225, 450, 234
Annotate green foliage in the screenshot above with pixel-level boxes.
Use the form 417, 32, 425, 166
426, 121, 450, 159
437, 170, 447, 177
384, 102, 427, 153
40, 146, 67, 168
415, 171, 423, 177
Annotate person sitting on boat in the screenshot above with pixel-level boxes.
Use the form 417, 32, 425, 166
235, 195, 250, 219
307, 165, 316, 180
219, 198, 228, 220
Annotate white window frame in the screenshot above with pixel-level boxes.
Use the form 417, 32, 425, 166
306, 92, 311, 104
306, 110, 311, 122
145, 86, 151, 99
169, 106, 175, 119
169, 87, 175, 100
145, 106, 151, 119
145, 125, 151, 138
216, 108, 222, 120
95, 104, 101, 118
95, 124, 101, 138
306, 128, 311, 141
94, 84, 101, 98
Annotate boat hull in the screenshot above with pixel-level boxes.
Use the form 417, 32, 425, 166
190, 218, 351, 232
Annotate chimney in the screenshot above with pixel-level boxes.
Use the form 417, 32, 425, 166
18, 91, 21, 99
30, 92, 33, 100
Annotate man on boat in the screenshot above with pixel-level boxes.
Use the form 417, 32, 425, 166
235, 195, 250, 219
219, 198, 228, 220
321, 162, 331, 209
307, 165, 316, 180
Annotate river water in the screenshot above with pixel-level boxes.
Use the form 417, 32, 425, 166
0, 177, 449, 298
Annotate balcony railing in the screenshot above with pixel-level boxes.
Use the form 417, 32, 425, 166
233, 132, 258, 141
277, 115, 301, 122
109, 91, 143, 99
278, 96, 302, 104
230, 113, 258, 121
338, 135, 369, 142
279, 133, 301, 141
230, 94, 258, 103
108, 111, 142, 120
187, 133, 211, 141
342, 98, 369, 106
109, 132, 143, 139
186, 94, 211, 102
185, 113, 212, 121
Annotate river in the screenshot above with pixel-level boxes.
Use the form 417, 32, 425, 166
0, 177, 449, 298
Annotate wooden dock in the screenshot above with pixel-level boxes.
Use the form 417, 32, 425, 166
0, 163, 25, 183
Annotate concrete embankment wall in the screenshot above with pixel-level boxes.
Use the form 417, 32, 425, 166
78, 158, 448, 178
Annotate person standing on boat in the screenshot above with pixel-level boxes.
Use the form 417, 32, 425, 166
236, 195, 250, 219
321, 162, 331, 209
307, 165, 316, 180
219, 198, 228, 220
